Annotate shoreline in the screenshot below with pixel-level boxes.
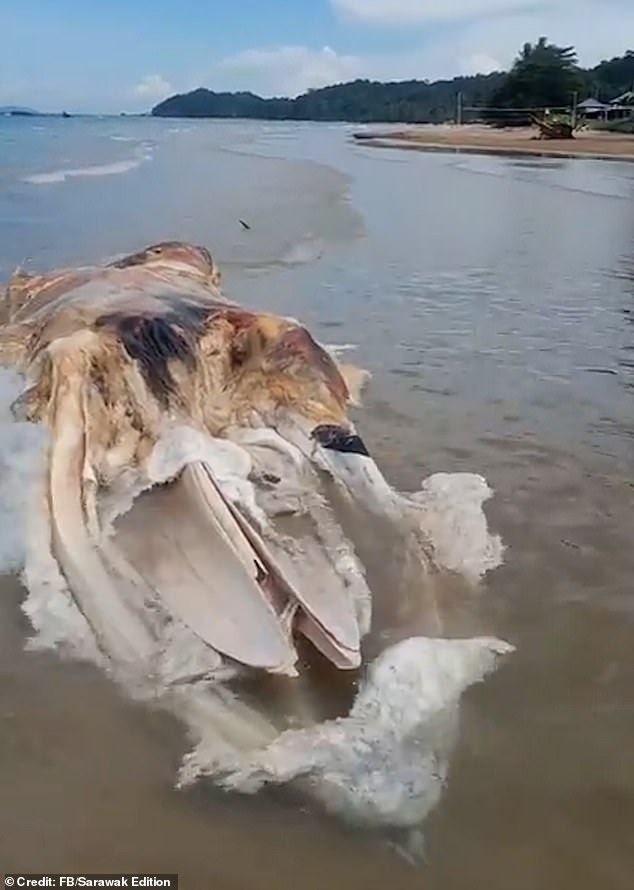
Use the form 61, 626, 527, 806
352, 124, 634, 163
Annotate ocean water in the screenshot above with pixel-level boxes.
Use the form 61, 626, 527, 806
1, 115, 634, 889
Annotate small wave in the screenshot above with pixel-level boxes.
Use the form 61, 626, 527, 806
324, 343, 358, 356
22, 149, 152, 185
109, 135, 138, 143
583, 367, 618, 376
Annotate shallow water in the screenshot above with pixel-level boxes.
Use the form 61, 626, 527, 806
1, 117, 634, 888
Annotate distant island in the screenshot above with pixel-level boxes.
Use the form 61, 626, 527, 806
152, 44, 634, 124
0, 106, 39, 116
0, 106, 75, 118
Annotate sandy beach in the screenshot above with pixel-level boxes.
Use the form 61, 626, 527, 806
354, 124, 634, 161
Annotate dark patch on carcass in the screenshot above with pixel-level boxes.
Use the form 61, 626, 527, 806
125, 403, 146, 434
223, 307, 258, 335
269, 327, 349, 403
109, 244, 169, 269
167, 297, 213, 330
312, 424, 370, 457
95, 304, 210, 405
220, 308, 265, 371
89, 358, 111, 405
109, 241, 214, 272
88, 359, 145, 431
192, 244, 215, 270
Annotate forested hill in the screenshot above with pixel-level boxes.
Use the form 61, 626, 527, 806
152, 47, 634, 123
152, 74, 504, 123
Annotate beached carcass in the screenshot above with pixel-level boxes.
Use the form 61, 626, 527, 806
0, 242, 512, 846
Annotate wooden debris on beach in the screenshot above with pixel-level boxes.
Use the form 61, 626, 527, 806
533, 113, 575, 140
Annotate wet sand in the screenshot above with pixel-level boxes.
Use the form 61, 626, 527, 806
354, 124, 634, 162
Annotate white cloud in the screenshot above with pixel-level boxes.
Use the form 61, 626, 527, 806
331, 0, 547, 25
438, 4, 634, 77
462, 52, 503, 75
214, 46, 364, 97
204, 42, 499, 96
133, 74, 173, 101
200, 1, 631, 99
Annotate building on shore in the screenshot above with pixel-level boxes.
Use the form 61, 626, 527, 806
577, 98, 610, 120
577, 91, 633, 122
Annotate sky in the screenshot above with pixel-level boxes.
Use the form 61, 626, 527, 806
0, 1, 632, 113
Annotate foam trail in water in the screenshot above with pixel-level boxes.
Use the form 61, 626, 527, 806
188, 637, 514, 831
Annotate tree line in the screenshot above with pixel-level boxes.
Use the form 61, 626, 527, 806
152, 43, 634, 123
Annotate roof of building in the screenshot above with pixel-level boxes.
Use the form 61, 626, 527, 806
611, 90, 634, 105
578, 98, 608, 109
